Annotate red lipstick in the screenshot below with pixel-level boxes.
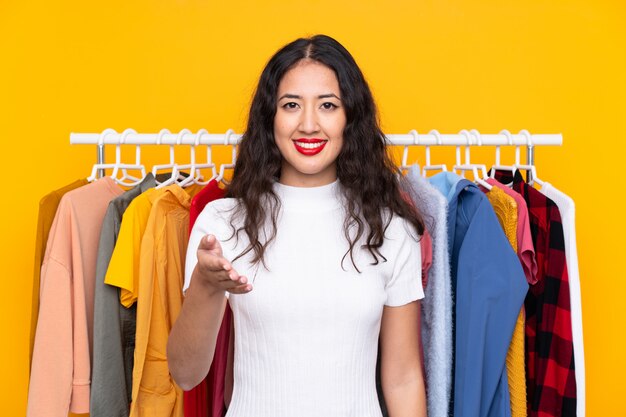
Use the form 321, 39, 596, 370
292, 138, 327, 156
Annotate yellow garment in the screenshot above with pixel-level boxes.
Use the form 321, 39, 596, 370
105, 188, 161, 307
184, 182, 203, 198
30, 179, 88, 367
106, 184, 200, 306
129, 185, 191, 417
486, 187, 527, 417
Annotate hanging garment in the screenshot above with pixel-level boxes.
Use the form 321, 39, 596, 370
27, 177, 124, 417
482, 186, 527, 417
539, 182, 585, 417
30, 178, 88, 368
183, 179, 227, 417
429, 172, 528, 417
485, 177, 540, 417
105, 187, 160, 307
107, 183, 203, 309
485, 179, 537, 284
420, 229, 433, 290
129, 185, 192, 417
493, 170, 576, 417
405, 167, 453, 417
90, 174, 157, 417
184, 180, 424, 417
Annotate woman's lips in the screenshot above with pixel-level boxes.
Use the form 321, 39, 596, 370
292, 138, 328, 156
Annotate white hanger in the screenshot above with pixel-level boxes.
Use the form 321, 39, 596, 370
489, 129, 518, 179
452, 129, 492, 190
421, 129, 448, 177
154, 129, 187, 189
176, 129, 200, 188
87, 128, 117, 182
397, 130, 418, 177
215, 129, 236, 185
514, 129, 545, 187
177, 129, 218, 187
87, 128, 146, 186
110, 128, 146, 186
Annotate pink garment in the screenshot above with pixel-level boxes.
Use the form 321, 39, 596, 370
486, 178, 538, 284
27, 177, 124, 417
421, 228, 433, 289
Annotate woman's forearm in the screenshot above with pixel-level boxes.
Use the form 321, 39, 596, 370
167, 268, 227, 390
382, 372, 427, 417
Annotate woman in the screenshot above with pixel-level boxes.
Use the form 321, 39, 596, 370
168, 34, 427, 417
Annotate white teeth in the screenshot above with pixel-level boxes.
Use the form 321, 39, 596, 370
295, 141, 325, 149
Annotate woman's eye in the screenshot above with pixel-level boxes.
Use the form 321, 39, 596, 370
321, 102, 338, 110
283, 102, 298, 110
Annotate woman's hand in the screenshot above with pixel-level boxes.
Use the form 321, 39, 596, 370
195, 234, 253, 295
168, 234, 252, 389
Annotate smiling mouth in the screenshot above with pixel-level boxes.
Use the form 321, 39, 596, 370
292, 139, 328, 155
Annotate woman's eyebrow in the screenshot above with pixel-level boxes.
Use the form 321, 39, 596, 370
278, 93, 341, 100
318, 93, 341, 100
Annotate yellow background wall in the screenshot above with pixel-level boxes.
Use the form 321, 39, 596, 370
1, 0, 624, 415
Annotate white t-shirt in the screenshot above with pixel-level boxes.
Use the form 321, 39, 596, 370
184, 180, 423, 417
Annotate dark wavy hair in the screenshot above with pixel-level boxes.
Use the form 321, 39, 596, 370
227, 34, 424, 271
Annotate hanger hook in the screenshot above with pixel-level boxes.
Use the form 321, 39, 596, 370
500, 129, 513, 146
224, 128, 234, 146
459, 129, 472, 145
195, 129, 205, 147
428, 129, 442, 145
99, 128, 116, 146
120, 128, 136, 145
409, 129, 419, 145
519, 129, 532, 147
177, 128, 191, 145
459, 129, 472, 165
157, 128, 170, 146
470, 129, 482, 146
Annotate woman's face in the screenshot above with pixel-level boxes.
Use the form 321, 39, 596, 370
274, 59, 346, 187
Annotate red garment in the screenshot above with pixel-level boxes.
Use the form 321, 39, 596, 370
184, 180, 227, 417
493, 170, 576, 417
418, 228, 432, 385
421, 228, 433, 289
399, 189, 433, 289
189, 180, 226, 228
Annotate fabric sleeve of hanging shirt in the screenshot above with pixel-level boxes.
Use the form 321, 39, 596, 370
129, 185, 191, 417
105, 188, 161, 307
539, 182, 585, 417
405, 166, 454, 417
30, 179, 88, 369
452, 183, 528, 417
486, 177, 538, 284
91, 174, 156, 417
27, 177, 124, 417
495, 169, 577, 416
483, 186, 529, 417
189, 179, 226, 231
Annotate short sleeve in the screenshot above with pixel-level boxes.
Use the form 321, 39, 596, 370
105, 198, 150, 307
384, 218, 424, 307
184, 201, 232, 299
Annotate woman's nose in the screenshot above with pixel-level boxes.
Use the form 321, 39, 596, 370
298, 107, 320, 134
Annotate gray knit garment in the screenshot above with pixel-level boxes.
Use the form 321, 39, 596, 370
406, 166, 453, 417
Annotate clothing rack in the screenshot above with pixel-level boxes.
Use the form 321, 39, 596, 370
69, 129, 563, 183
